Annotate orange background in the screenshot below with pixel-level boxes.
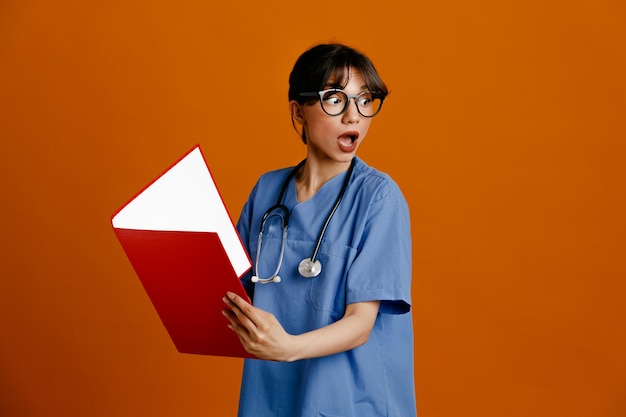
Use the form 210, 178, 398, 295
1, 1, 625, 416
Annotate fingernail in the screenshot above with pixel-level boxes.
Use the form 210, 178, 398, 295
227, 291, 235, 300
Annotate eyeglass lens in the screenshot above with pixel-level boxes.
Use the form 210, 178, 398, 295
321, 90, 382, 117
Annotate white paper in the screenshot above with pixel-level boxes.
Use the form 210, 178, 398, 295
112, 147, 251, 277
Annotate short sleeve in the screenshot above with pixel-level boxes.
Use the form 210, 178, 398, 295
345, 180, 412, 314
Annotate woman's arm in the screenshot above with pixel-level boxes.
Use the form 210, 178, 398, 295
222, 291, 380, 362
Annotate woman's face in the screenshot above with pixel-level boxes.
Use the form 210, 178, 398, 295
292, 67, 373, 165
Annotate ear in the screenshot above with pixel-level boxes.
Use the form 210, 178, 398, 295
289, 100, 306, 125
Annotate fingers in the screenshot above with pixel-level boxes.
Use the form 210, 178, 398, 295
222, 293, 265, 355
222, 309, 246, 338
222, 291, 259, 330
225, 291, 247, 308
221, 293, 293, 361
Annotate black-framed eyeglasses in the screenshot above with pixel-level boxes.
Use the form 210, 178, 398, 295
299, 89, 385, 118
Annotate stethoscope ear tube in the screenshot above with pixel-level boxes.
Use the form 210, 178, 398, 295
251, 275, 281, 284
252, 225, 288, 284
258, 203, 290, 232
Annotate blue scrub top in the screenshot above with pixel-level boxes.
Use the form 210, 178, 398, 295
236, 157, 416, 417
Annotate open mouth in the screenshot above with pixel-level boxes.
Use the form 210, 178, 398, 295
338, 131, 360, 152
342, 131, 359, 142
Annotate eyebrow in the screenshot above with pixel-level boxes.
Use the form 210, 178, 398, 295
323, 84, 371, 91
324, 81, 343, 89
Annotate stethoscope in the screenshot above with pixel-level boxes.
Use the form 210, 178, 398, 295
251, 158, 355, 284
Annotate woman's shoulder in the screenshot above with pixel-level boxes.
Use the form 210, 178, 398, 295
352, 157, 405, 202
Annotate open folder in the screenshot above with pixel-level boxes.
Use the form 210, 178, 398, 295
111, 145, 255, 358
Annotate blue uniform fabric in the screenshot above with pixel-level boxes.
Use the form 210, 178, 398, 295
235, 157, 416, 417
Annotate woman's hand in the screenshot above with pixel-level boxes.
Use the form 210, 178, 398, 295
223, 291, 380, 362
222, 292, 297, 362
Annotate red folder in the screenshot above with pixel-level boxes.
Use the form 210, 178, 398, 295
111, 145, 255, 358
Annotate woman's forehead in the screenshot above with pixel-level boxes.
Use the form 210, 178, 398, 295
325, 66, 364, 87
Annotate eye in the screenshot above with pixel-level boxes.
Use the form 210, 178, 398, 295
322, 91, 344, 106
358, 93, 373, 107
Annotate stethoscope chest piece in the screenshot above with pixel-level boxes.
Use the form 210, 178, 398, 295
298, 257, 322, 278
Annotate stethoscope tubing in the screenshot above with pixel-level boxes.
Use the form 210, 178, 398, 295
308, 159, 355, 264
252, 158, 355, 283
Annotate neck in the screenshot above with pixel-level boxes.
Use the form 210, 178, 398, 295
295, 158, 353, 203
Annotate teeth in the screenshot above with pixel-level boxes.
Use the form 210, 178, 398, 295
339, 134, 358, 148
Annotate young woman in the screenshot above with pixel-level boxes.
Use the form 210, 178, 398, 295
222, 43, 416, 417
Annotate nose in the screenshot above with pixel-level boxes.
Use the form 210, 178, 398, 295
342, 98, 360, 123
